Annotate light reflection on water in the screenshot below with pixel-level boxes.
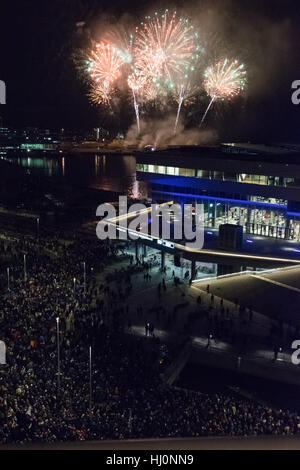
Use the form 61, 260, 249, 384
1, 153, 148, 199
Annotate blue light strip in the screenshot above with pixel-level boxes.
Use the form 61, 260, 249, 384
152, 190, 287, 210
287, 212, 300, 218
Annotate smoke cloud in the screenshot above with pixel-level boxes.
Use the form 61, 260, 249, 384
125, 116, 217, 148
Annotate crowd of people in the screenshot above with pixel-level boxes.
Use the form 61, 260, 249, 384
0, 233, 300, 444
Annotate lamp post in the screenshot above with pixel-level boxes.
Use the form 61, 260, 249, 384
56, 317, 61, 393
7, 267, 10, 292
128, 408, 133, 436
89, 346, 92, 411
37, 218, 40, 249
83, 261, 86, 296
24, 254, 27, 284
73, 277, 76, 295
206, 333, 213, 349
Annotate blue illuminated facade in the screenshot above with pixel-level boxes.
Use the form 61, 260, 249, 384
136, 144, 300, 241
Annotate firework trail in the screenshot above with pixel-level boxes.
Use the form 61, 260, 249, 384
128, 72, 147, 134
86, 41, 124, 104
200, 58, 246, 125
173, 71, 200, 133
200, 95, 216, 125
132, 89, 140, 135
174, 85, 184, 134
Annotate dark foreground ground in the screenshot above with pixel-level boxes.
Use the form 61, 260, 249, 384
1, 435, 300, 450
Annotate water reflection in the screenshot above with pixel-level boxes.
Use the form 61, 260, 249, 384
1, 153, 147, 199
2, 154, 60, 177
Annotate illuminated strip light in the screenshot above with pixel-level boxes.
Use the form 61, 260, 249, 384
109, 221, 175, 247
106, 200, 174, 223
192, 270, 262, 285
179, 242, 300, 263
287, 212, 300, 217
250, 274, 300, 293
192, 262, 300, 284
151, 190, 287, 209
116, 226, 154, 241
128, 230, 153, 242
108, 206, 152, 223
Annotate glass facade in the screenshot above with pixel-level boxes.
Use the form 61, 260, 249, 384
136, 163, 298, 188
137, 163, 300, 242
153, 193, 299, 240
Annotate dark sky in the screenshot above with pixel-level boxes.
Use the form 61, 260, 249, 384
1, 0, 300, 142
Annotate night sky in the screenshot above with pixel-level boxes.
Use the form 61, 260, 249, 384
1, 0, 300, 142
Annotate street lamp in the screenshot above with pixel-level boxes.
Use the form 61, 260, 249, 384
128, 408, 133, 436
89, 346, 92, 411
36, 217, 40, 239
206, 333, 213, 349
83, 261, 86, 296
24, 254, 27, 284
7, 267, 10, 292
56, 317, 61, 393
73, 277, 76, 294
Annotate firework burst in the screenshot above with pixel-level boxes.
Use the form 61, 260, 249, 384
89, 81, 112, 105
103, 27, 135, 65
203, 58, 246, 100
128, 70, 148, 93
86, 41, 124, 104
135, 10, 198, 87
200, 58, 246, 125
